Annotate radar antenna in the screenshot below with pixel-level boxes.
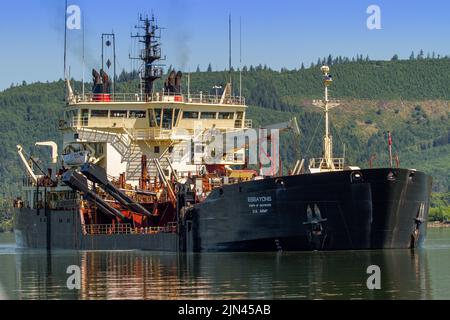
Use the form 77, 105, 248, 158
130, 14, 165, 98
312, 66, 342, 171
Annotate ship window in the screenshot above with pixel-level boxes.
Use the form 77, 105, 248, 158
149, 109, 158, 127
129, 111, 146, 119
154, 146, 160, 154
65, 110, 79, 121
218, 112, 234, 120
91, 110, 109, 118
111, 110, 127, 118
162, 109, 173, 129
174, 109, 181, 126
236, 112, 244, 120
155, 109, 162, 126
201, 112, 217, 119
183, 111, 199, 119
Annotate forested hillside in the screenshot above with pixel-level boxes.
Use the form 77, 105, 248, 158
0, 57, 449, 226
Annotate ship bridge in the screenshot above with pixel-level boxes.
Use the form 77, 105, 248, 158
58, 13, 253, 187
60, 82, 253, 186
61, 90, 251, 136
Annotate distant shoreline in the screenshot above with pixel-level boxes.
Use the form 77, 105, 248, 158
428, 221, 450, 228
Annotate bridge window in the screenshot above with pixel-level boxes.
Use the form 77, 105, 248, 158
162, 109, 173, 129
174, 109, 181, 126
129, 111, 146, 119
155, 109, 162, 126
218, 112, 234, 120
111, 110, 127, 118
201, 112, 217, 119
183, 111, 199, 119
65, 110, 78, 120
91, 110, 108, 118
149, 109, 158, 127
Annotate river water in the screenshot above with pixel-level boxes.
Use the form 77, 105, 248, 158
0, 228, 449, 300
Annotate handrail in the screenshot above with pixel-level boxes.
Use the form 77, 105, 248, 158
82, 223, 178, 235
83, 223, 133, 235
309, 158, 345, 170
71, 92, 246, 106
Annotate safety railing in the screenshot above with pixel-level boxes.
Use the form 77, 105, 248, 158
73, 93, 147, 103
183, 93, 246, 106
82, 223, 178, 236
83, 224, 133, 235
71, 92, 246, 106
309, 158, 345, 171
130, 128, 174, 140
61, 117, 137, 129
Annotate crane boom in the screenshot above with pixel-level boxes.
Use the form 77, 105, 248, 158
260, 117, 300, 136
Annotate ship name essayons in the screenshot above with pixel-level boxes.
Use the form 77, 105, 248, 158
247, 196, 272, 203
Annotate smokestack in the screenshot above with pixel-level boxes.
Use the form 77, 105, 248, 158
92, 69, 101, 84
92, 69, 102, 94
169, 70, 177, 87
165, 70, 182, 94
100, 69, 110, 94
175, 71, 183, 93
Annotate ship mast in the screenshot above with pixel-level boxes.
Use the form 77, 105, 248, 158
131, 15, 164, 97
312, 66, 341, 171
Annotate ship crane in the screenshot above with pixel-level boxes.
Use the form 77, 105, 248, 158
17, 145, 39, 184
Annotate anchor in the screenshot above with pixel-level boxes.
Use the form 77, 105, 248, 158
303, 204, 328, 250
410, 203, 425, 248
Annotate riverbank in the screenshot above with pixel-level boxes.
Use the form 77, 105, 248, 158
428, 221, 450, 228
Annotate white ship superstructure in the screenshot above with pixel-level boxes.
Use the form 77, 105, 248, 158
61, 82, 252, 184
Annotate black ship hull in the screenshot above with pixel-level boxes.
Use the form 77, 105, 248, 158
14, 168, 432, 252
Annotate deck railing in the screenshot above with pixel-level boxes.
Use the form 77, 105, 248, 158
72, 92, 246, 106
82, 223, 178, 236
309, 158, 345, 171
62, 117, 134, 129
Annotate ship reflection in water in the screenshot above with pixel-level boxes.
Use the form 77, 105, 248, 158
3, 229, 448, 300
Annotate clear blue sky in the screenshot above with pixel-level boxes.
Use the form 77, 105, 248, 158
0, 0, 449, 90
